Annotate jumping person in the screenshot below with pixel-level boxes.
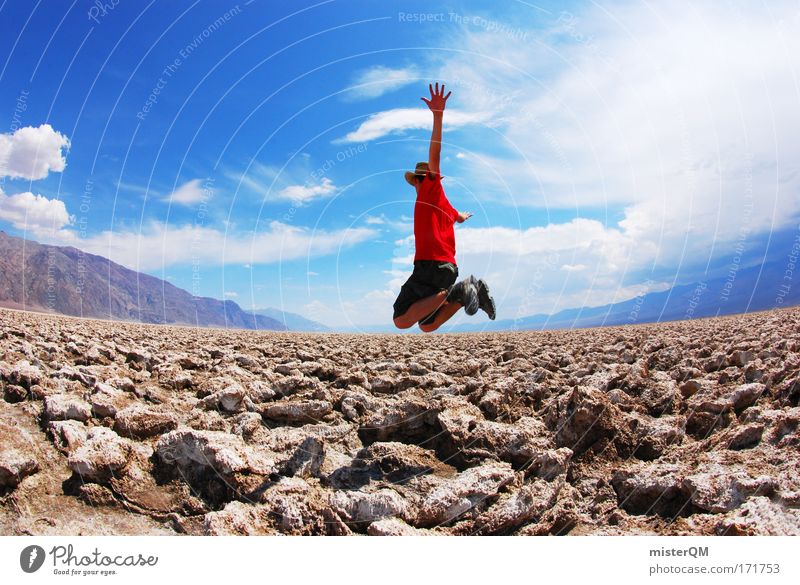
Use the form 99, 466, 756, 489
392, 82, 496, 332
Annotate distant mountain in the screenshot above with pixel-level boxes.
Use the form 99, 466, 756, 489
253, 307, 329, 332
332, 259, 800, 333
449, 260, 800, 332
0, 230, 286, 331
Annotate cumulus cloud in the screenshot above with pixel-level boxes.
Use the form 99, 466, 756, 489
344, 65, 419, 100
409, 0, 800, 313
226, 162, 339, 205
276, 177, 337, 204
44, 220, 376, 272
162, 179, 209, 205
0, 124, 70, 180
443, 2, 800, 232
0, 190, 74, 234
337, 108, 491, 143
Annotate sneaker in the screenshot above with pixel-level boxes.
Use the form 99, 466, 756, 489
475, 278, 496, 320
446, 277, 480, 315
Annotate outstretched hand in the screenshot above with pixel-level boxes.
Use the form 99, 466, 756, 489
421, 82, 452, 114
456, 211, 472, 223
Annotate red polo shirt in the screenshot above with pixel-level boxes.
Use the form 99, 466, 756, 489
413, 173, 459, 264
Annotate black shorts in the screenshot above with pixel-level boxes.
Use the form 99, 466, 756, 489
392, 260, 458, 325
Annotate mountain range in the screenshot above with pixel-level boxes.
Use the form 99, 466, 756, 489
0, 230, 296, 331
445, 259, 800, 332
2, 230, 797, 334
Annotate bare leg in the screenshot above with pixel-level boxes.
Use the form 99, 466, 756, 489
393, 290, 448, 329
418, 301, 462, 332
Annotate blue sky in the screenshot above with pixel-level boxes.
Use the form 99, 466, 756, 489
1, 0, 799, 329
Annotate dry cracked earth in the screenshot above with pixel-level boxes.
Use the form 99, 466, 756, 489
1, 306, 799, 536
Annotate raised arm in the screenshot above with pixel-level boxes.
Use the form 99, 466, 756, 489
421, 82, 451, 176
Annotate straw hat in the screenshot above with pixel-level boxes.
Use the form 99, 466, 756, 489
404, 161, 430, 186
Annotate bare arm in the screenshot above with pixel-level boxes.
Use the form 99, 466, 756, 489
421, 82, 451, 176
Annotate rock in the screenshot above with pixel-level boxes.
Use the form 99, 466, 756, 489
727, 350, 755, 368
200, 383, 247, 413
234, 354, 260, 370
246, 380, 276, 403
156, 429, 274, 476
416, 462, 516, 527
612, 458, 778, 516
330, 489, 410, 524
255, 477, 349, 535
724, 423, 764, 450
629, 413, 685, 460
114, 405, 178, 439
78, 483, 118, 507
3, 384, 28, 403
172, 372, 193, 390
106, 376, 136, 393
543, 386, 634, 457
688, 382, 766, 416
679, 379, 703, 397
53, 365, 96, 387
176, 355, 202, 370
0, 417, 40, 489
356, 442, 451, 482
728, 383, 766, 411
126, 349, 152, 369
477, 389, 505, 419
438, 409, 555, 469
8, 360, 42, 388
474, 477, 563, 535
231, 412, 262, 438
48, 420, 90, 453
638, 374, 678, 415
67, 427, 133, 482
357, 398, 435, 444
260, 400, 333, 423
90, 382, 131, 418
203, 501, 278, 535
280, 436, 325, 478
44, 394, 92, 422
684, 464, 776, 513
715, 496, 800, 535
686, 410, 732, 439
527, 448, 573, 481
611, 463, 692, 517
2, 303, 800, 536
367, 517, 430, 535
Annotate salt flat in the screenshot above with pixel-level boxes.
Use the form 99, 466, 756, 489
1, 306, 798, 535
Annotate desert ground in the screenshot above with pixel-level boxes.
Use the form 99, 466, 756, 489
0, 305, 798, 535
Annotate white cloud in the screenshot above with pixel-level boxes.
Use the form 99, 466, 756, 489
345, 65, 419, 100
224, 291, 238, 298
162, 179, 209, 205
0, 190, 74, 234
0, 124, 70, 180
403, 0, 800, 312
337, 108, 492, 143
276, 177, 337, 204
363, 213, 413, 232
443, 3, 800, 224
227, 163, 338, 205
37, 220, 376, 272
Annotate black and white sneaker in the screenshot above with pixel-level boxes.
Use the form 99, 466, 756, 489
446, 277, 480, 315
474, 277, 496, 320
